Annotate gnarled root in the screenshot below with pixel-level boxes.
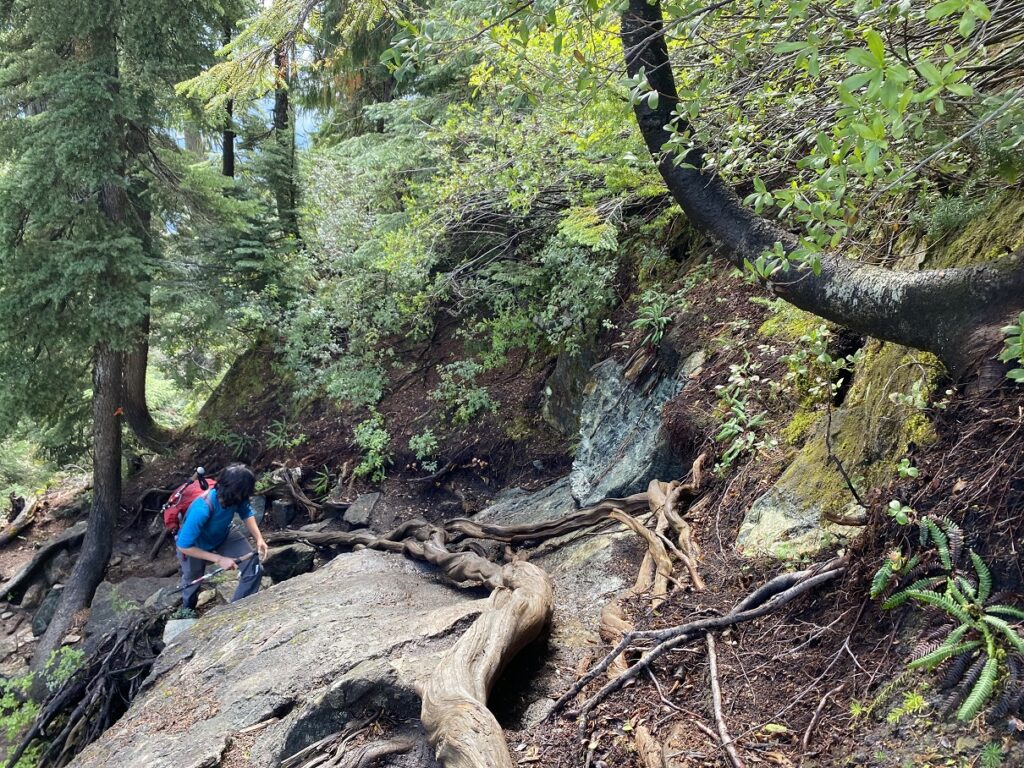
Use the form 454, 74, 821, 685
419, 560, 552, 768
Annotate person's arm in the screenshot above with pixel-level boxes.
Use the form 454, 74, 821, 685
178, 545, 237, 571
243, 514, 268, 559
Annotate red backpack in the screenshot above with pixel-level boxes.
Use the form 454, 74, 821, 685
162, 470, 217, 534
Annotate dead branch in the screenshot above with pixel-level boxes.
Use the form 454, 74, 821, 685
799, 682, 844, 765
707, 634, 745, 768
6, 607, 169, 768
282, 468, 322, 522
340, 738, 416, 768
549, 556, 847, 723
2, 521, 87, 603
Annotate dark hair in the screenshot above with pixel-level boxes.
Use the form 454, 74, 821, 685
217, 464, 256, 508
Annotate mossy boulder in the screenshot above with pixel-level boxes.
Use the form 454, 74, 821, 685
737, 341, 941, 560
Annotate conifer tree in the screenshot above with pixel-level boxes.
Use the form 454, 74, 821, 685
0, 0, 227, 673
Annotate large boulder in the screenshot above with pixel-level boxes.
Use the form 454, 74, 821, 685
569, 357, 688, 506
84, 577, 177, 650
737, 341, 940, 559
31, 585, 64, 636
69, 550, 484, 768
262, 543, 316, 583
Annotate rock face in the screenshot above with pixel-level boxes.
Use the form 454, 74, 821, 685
737, 341, 939, 559
262, 543, 316, 583
84, 577, 177, 650
569, 358, 684, 506
70, 550, 484, 768
343, 492, 381, 528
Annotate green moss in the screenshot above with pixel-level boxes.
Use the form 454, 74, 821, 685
757, 299, 823, 341
781, 409, 819, 445
928, 189, 1024, 268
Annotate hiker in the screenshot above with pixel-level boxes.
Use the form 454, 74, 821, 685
175, 463, 269, 611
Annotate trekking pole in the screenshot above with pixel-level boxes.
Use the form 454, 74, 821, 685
169, 551, 257, 595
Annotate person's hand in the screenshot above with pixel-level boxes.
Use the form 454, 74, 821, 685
217, 555, 238, 571
256, 539, 268, 560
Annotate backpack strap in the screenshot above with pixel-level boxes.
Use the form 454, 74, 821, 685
178, 489, 214, 531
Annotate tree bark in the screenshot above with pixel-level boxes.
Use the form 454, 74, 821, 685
620, 0, 1024, 375
32, 345, 122, 678
273, 43, 299, 235
223, 20, 235, 179
122, 306, 172, 452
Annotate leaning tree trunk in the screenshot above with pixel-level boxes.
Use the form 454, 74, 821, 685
122, 306, 172, 452
222, 19, 236, 179
32, 345, 122, 679
621, 0, 1024, 376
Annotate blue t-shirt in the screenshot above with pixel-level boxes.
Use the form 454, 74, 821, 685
176, 489, 253, 551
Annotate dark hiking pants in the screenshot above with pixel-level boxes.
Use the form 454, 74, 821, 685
178, 526, 262, 610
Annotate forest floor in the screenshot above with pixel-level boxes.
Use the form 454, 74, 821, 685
3, 261, 1024, 767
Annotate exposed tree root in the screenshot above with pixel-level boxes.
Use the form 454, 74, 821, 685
707, 633, 746, 768
550, 556, 848, 725
0, 497, 38, 548
18, 464, 709, 768
6, 608, 167, 768
1, 521, 87, 603
634, 724, 667, 768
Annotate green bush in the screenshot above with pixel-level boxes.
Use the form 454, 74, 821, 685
353, 412, 391, 483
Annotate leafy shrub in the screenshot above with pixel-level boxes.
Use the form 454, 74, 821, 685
408, 429, 439, 473
353, 412, 391, 483
432, 361, 498, 426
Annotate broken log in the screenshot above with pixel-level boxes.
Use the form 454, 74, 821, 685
0, 498, 39, 548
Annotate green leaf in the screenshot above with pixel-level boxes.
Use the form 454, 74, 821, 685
865, 30, 885, 64
957, 654, 998, 721
971, 551, 992, 601
946, 82, 974, 97
916, 60, 942, 85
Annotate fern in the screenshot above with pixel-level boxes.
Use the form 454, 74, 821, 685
987, 604, 1024, 621
939, 649, 979, 691
905, 588, 972, 625
988, 656, 1024, 722
871, 561, 895, 599
910, 637, 981, 671
944, 518, 964, 565
981, 616, 1024, 654
971, 551, 992, 602
923, 517, 952, 570
882, 576, 945, 609
958, 653, 999, 721
939, 654, 987, 717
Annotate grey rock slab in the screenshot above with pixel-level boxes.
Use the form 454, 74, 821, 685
270, 499, 297, 528
569, 358, 684, 506
31, 585, 63, 636
69, 549, 483, 768
343, 492, 381, 529
84, 577, 177, 651
162, 619, 197, 645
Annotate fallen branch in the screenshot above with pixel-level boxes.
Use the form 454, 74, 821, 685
1, 521, 87, 603
634, 724, 666, 768
550, 556, 847, 723
707, 634, 745, 768
799, 682, 844, 765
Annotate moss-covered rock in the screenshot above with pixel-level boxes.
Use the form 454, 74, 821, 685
736, 341, 942, 560
927, 189, 1024, 268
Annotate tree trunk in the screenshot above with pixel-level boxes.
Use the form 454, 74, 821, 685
122, 306, 172, 452
273, 44, 299, 235
223, 20, 235, 178
31, 345, 122, 678
620, 0, 1024, 375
